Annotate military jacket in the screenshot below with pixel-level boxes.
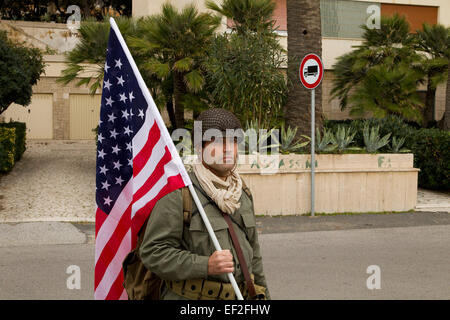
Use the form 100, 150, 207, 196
139, 170, 270, 299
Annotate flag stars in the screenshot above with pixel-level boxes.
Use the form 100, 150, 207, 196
138, 109, 144, 119
124, 126, 133, 136
116, 75, 125, 86
121, 109, 130, 120
111, 144, 121, 155
103, 79, 112, 91
126, 142, 132, 151
99, 165, 109, 175
128, 158, 133, 166
101, 180, 111, 191
115, 176, 124, 186
112, 160, 122, 170
109, 128, 119, 139
103, 196, 113, 206
115, 58, 123, 69
98, 149, 106, 159
105, 96, 114, 107
119, 92, 128, 103
104, 62, 110, 73
129, 91, 135, 102
108, 112, 117, 123
97, 133, 105, 144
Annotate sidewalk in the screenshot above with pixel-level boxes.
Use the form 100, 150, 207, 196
0, 140, 448, 223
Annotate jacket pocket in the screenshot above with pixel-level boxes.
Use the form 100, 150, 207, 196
188, 214, 231, 255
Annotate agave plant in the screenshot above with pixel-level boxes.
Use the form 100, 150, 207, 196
363, 123, 391, 153
302, 128, 338, 153
333, 125, 362, 153
271, 123, 310, 154
244, 120, 279, 154
388, 136, 411, 153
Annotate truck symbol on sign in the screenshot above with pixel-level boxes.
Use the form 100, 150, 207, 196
304, 65, 318, 77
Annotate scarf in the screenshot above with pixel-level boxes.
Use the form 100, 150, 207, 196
192, 160, 242, 215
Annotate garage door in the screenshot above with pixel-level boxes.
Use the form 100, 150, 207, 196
69, 94, 102, 140
1, 94, 53, 139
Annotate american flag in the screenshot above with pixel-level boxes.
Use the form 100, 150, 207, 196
94, 18, 192, 300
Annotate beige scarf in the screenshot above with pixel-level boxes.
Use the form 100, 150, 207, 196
192, 161, 242, 215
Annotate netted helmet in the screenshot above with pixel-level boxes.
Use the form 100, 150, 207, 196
192, 108, 244, 147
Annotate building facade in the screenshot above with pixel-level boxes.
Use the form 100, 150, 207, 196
1, 0, 448, 139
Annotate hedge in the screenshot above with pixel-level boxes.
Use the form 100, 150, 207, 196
0, 127, 16, 172
0, 121, 27, 173
404, 128, 450, 191
0, 122, 27, 161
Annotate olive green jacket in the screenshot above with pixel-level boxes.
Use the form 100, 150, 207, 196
139, 170, 270, 300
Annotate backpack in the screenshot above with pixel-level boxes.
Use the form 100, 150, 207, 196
122, 179, 252, 300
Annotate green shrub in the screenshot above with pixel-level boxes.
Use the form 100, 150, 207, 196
0, 127, 16, 172
324, 116, 449, 190
404, 128, 450, 190
324, 115, 416, 152
0, 122, 27, 161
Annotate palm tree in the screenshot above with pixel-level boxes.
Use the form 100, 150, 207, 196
285, 0, 323, 140
206, 0, 276, 35
440, 66, 450, 130
128, 3, 220, 129
57, 15, 137, 95
415, 23, 450, 127
331, 14, 425, 124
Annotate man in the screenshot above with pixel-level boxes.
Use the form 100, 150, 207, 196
139, 108, 270, 300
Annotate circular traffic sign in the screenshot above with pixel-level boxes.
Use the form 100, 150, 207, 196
299, 53, 324, 89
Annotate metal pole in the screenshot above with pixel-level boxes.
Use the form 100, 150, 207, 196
187, 183, 244, 300
311, 88, 315, 217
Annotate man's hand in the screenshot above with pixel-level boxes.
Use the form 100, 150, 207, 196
207, 250, 234, 275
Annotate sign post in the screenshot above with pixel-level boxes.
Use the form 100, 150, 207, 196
299, 53, 324, 217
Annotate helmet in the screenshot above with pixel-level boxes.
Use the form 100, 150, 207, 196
192, 108, 243, 147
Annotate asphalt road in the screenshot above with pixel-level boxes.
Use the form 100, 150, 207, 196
0, 212, 449, 300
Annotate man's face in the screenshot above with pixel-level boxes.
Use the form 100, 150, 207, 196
197, 136, 238, 177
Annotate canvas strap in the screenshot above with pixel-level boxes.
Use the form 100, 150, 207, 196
221, 212, 257, 299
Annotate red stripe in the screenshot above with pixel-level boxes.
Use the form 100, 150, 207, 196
133, 146, 172, 202
94, 203, 131, 290
133, 120, 160, 177
95, 207, 107, 237
105, 271, 127, 300
131, 173, 186, 241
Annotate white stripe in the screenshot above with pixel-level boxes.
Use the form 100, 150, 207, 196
132, 109, 155, 157
94, 229, 131, 300
95, 178, 132, 264
119, 289, 128, 300
132, 136, 165, 193
131, 160, 181, 219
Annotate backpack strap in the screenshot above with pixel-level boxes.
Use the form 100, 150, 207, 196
240, 177, 252, 200
182, 186, 192, 226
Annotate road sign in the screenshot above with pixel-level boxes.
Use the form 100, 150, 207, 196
299, 53, 323, 89
299, 53, 324, 217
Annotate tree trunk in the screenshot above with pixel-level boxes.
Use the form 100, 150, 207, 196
423, 78, 436, 127
81, 0, 91, 18
285, 0, 324, 141
166, 98, 177, 130
437, 72, 450, 131
173, 71, 186, 128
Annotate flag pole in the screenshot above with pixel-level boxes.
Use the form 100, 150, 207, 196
109, 18, 244, 300
187, 183, 244, 300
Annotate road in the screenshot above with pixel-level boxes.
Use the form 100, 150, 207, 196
0, 212, 449, 299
